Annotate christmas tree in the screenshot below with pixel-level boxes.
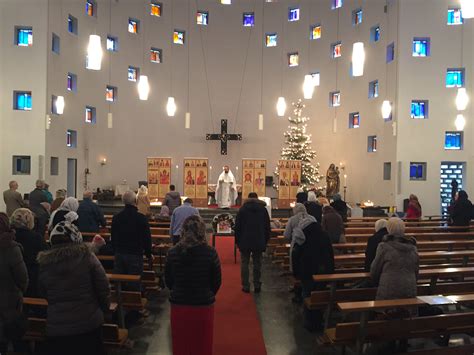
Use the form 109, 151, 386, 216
275, 99, 321, 190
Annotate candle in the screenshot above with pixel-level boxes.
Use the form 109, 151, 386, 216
344, 174, 347, 186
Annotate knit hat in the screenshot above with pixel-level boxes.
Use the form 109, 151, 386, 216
49, 221, 83, 245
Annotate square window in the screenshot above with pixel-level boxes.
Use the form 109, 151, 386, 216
410, 162, 426, 180
128, 66, 139, 81
14, 91, 32, 111
311, 72, 320, 86
150, 47, 162, 63
67, 130, 77, 148
85, 106, 96, 124
52, 33, 60, 54
106, 86, 117, 102
412, 37, 430, 57
68, 15, 78, 35
265, 33, 277, 47
197, 11, 209, 25
349, 112, 360, 128
386, 42, 395, 62
383, 162, 391, 180
445, 132, 463, 150
448, 8, 463, 25
16, 27, 33, 47
243, 13, 255, 27
151, 2, 162, 17
329, 91, 341, 107
352, 8, 363, 25
288, 52, 299, 67
12, 156, 31, 175
86, 1, 96, 17
411, 100, 429, 119
310, 25, 321, 40
128, 18, 139, 34
369, 80, 379, 98
368, 136, 377, 152
446, 68, 464, 88
332, 0, 343, 10
173, 30, 185, 44
331, 42, 342, 58
370, 25, 380, 42
67, 73, 77, 92
107, 36, 118, 51
288, 8, 300, 22
50, 157, 59, 176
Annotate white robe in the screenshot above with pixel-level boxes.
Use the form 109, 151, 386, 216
216, 170, 237, 208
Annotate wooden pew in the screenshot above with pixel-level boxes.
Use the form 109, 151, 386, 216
107, 273, 141, 328
344, 231, 474, 243
344, 226, 472, 234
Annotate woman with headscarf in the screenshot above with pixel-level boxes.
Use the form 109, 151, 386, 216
38, 221, 110, 355
0, 212, 28, 354
48, 197, 79, 231
156, 205, 170, 222
284, 203, 310, 243
165, 215, 221, 355
406, 194, 422, 219
137, 185, 151, 217
449, 190, 473, 227
364, 219, 388, 272
10, 208, 46, 297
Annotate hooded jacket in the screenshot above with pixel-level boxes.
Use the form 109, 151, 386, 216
234, 199, 270, 252
38, 244, 110, 336
164, 191, 182, 214
370, 234, 419, 301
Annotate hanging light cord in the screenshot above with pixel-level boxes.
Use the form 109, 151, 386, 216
260, 0, 265, 115
334, 4, 340, 120
187, 0, 191, 112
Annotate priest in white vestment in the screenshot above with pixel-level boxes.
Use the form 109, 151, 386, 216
216, 166, 237, 208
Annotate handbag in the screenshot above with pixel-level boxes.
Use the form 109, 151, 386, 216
1, 309, 28, 341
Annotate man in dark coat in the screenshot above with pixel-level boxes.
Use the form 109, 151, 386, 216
449, 190, 473, 227
234, 192, 270, 293
77, 191, 106, 233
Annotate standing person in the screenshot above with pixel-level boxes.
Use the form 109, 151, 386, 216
136, 185, 151, 217
3, 181, 27, 217
165, 216, 221, 355
284, 203, 309, 243
449, 190, 473, 227
77, 191, 106, 233
51, 189, 67, 213
405, 194, 422, 219
49, 197, 79, 230
164, 185, 181, 215
29, 180, 48, 211
304, 191, 322, 223
10, 208, 46, 297
364, 219, 388, 272
111, 191, 153, 291
34, 202, 51, 239
322, 206, 346, 244
330, 194, 348, 222
0, 212, 29, 354
170, 198, 200, 245
38, 221, 110, 355
234, 192, 271, 293
43, 183, 53, 204
215, 166, 237, 208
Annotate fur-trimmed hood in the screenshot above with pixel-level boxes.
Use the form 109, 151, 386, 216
37, 243, 90, 266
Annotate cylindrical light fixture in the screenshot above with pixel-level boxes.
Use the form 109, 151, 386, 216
258, 113, 263, 130
185, 112, 191, 129
381, 100, 392, 119
137, 75, 150, 100
461, 0, 474, 18
455, 114, 466, 131
87, 35, 102, 70
352, 42, 365, 77
167, 97, 177, 117
303, 75, 315, 100
276, 97, 287, 117
221, 0, 231, 4
55, 96, 65, 114
456, 88, 469, 111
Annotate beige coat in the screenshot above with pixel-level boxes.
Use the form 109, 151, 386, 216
137, 194, 151, 216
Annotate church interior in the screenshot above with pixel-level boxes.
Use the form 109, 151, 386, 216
1, 0, 474, 354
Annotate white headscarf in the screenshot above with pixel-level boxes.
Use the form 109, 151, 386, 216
387, 217, 405, 237
138, 185, 148, 196
49, 197, 79, 229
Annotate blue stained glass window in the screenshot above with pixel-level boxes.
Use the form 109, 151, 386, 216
411, 100, 428, 119
447, 9, 463, 25
368, 136, 377, 152
353, 9, 362, 25
349, 112, 360, 128
445, 132, 463, 150
68, 15, 78, 34
410, 163, 425, 179
15, 92, 32, 110
288, 8, 300, 22
197, 11, 209, 25
265, 33, 277, 47
17, 28, 33, 46
128, 66, 139, 81
446, 69, 464, 88
243, 13, 255, 27
332, 0, 343, 9
107, 36, 118, 51
369, 80, 379, 98
412, 38, 429, 57
370, 25, 380, 42
386, 42, 395, 62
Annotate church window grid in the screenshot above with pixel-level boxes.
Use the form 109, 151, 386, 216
331, 42, 342, 58
368, 136, 377, 152
288, 8, 300, 22
446, 68, 464, 88
107, 36, 118, 51
445, 132, 463, 150
370, 25, 380, 42
67, 73, 77, 92
68, 15, 78, 35
352, 8, 363, 26
411, 100, 428, 119
16, 27, 33, 47
128, 18, 139, 34
106, 86, 117, 102
447, 8, 463, 25
412, 38, 430, 57
243, 13, 255, 27
349, 112, 360, 128
332, 0, 343, 10
368, 80, 379, 98
265, 33, 277, 47
128, 66, 139, 82
86, 1, 96, 17
14, 91, 32, 111
85, 106, 96, 124
197, 11, 209, 26
150, 2, 162, 17
150, 48, 162, 63
410, 162, 426, 180
310, 25, 322, 40
288, 52, 299, 67
329, 91, 341, 107
440, 162, 464, 215
173, 30, 185, 45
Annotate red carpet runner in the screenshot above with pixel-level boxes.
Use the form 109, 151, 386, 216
213, 237, 267, 355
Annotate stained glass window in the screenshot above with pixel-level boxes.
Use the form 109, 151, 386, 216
369, 80, 379, 98
332, 42, 342, 58
14, 91, 32, 111
310, 25, 321, 40
86, 1, 95, 17
150, 48, 162, 63
106, 86, 117, 102
67, 73, 77, 92
151, 2, 162, 17
412, 38, 430, 57
447, 8, 463, 25
368, 136, 377, 152
349, 112, 360, 128
128, 66, 139, 82
173, 30, 185, 45
197, 11, 209, 25
288, 8, 300, 22
68, 15, 78, 35
386, 42, 395, 62
16, 28, 33, 47
288, 53, 299, 67
85, 106, 96, 123
330, 91, 341, 107
265, 33, 277, 47
67, 130, 77, 148
411, 100, 428, 119
353, 9, 362, 25
128, 19, 139, 34
107, 36, 118, 51
445, 132, 463, 150
332, 0, 343, 9
243, 13, 255, 27
370, 25, 380, 42
446, 69, 464, 88
410, 162, 426, 180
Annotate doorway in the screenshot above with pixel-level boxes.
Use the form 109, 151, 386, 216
440, 162, 465, 216
67, 158, 77, 197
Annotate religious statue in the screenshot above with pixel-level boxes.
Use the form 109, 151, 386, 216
326, 163, 340, 197
215, 165, 237, 208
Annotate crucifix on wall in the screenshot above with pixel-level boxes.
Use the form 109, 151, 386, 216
206, 119, 242, 155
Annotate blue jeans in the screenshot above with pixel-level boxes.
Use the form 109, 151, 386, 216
114, 253, 143, 291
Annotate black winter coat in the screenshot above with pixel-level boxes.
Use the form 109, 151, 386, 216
234, 199, 271, 252
165, 244, 221, 305
77, 198, 106, 233
304, 201, 322, 223
450, 198, 473, 226
364, 227, 388, 272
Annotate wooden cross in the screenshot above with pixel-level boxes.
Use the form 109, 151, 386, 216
206, 119, 242, 155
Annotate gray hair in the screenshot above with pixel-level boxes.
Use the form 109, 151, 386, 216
9, 181, 18, 189
374, 219, 388, 232
83, 190, 93, 199
307, 191, 318, 202
36, 179, 45, 188
387, 217, 405, 237
10, 208, 35, 230
122, 191, 137, 205
56, 189, 67, 198
293, 203, 307, 215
